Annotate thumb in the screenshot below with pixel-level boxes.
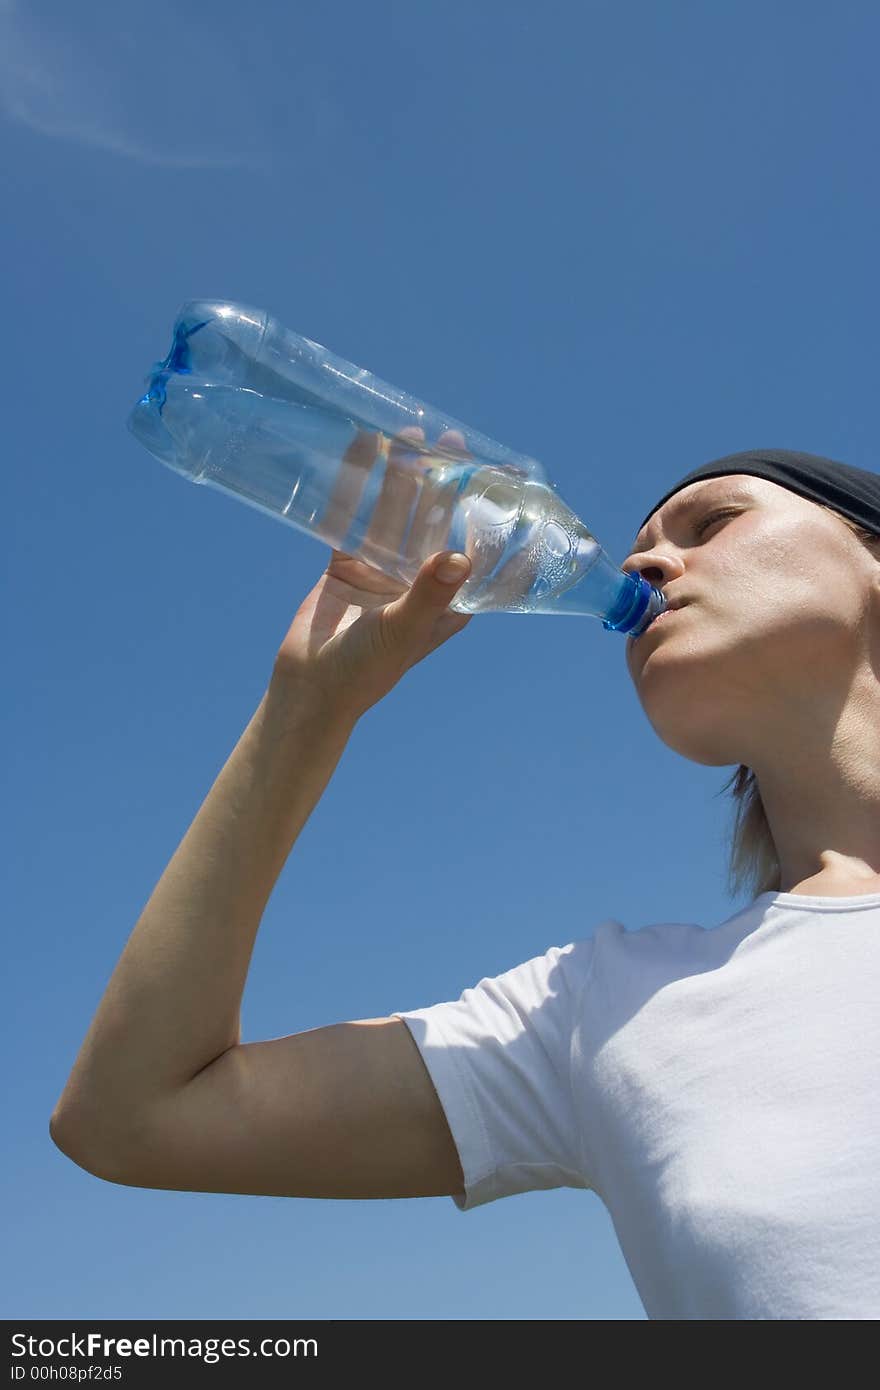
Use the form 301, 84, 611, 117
385, 550, 472, 636
421, 550, 472, 603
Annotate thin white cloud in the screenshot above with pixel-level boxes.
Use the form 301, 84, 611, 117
0, 0, 273, 169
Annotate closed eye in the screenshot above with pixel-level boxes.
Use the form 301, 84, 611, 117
694, 507, 739, 539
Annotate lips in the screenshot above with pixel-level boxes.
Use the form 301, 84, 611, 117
628, 599, 692, 649
646, 601, 689, 631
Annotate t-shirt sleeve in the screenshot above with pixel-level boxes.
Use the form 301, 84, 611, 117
392, 938, 595, 1211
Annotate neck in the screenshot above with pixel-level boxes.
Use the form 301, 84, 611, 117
749, 676, 880, 894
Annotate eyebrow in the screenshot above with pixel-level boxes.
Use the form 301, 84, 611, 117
630, 482, 754, 553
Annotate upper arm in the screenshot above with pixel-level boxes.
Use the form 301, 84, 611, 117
59, 1018, 465, 1201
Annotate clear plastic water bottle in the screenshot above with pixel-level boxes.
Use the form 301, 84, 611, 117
127, 300, 666, 637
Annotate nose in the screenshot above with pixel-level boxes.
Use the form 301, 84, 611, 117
628, 561, 664, 584
621, 547, 686, 587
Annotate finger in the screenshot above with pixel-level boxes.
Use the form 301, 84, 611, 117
313, 429, 381, 547
381, 548, 471, 651
437, 428, 468, 453
410, 606, 474, 666
359, 425, 425, 575
403, 428, 474, 571
380, 608, 472, 683
325, 547, 406, 593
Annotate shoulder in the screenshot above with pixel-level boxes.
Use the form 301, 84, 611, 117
456, 920, 715, 1010
585, 915, 718, 999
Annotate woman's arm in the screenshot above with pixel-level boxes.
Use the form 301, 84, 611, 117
50, 477, 473, 1188
50, 679, 355, 1170
50, 672, 464, 1204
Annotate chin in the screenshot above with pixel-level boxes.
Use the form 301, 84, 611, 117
642, 707, 743, 767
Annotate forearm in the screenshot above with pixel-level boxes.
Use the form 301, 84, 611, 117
52, 677, 355, 1148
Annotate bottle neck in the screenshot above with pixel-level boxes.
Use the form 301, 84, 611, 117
603, 574, 666, 635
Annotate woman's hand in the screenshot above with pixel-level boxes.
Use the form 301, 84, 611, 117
270, 427, 474, 725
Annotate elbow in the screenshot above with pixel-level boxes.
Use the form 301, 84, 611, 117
49, 1106, 133, 1187
49, 1104, 82, 1162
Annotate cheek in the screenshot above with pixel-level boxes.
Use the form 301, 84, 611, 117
710, 528, 843, 629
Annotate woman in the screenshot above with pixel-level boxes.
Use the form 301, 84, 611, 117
50, 445, 880, 1319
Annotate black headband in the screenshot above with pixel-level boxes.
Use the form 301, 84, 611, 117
636, 449, 880, 541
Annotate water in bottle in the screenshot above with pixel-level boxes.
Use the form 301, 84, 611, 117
127, 301, 666, 637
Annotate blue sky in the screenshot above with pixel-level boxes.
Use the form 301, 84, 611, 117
4, 0, 879, 1321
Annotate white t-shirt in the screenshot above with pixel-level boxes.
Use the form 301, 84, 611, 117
393, 889, 880, 1320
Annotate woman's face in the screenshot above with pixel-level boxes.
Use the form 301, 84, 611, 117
622, 474, 880, 767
